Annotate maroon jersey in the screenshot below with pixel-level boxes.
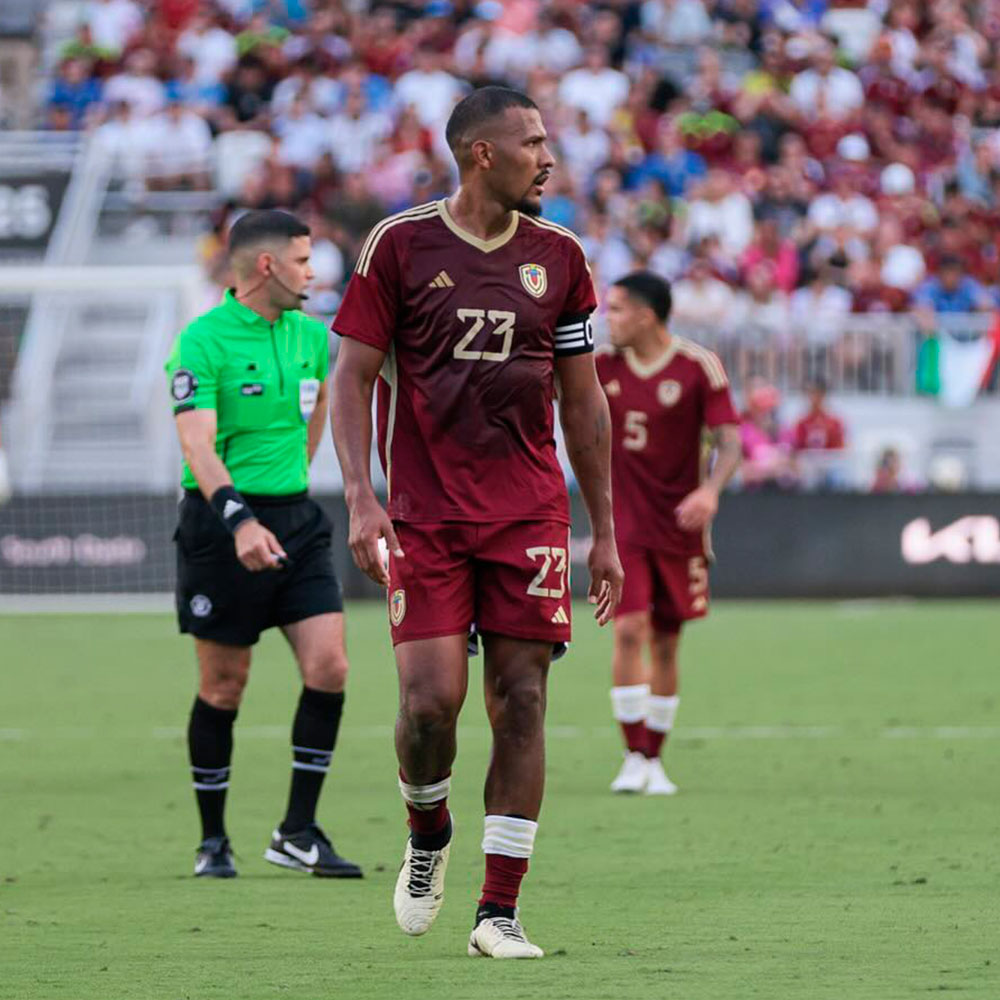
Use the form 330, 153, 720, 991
333, 200, 597, 524
793, 410, 845, 451
596, 339, 738, 556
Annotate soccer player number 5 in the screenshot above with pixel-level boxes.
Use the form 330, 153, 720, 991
453, 309, 516, 362
623, 410, 648, 451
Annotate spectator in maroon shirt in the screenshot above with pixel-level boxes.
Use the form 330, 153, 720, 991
793, 378, 845, 451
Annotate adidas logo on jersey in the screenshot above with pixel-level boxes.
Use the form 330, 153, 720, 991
429, 270, 455, 288
550, 607, 569, 624
603, 379, 621, 397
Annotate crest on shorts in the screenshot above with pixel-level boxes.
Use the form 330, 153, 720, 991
519, 263, 547, 299
171, 368, 198, 403
390, 589, 406, 626
190, 594, 212, 618
658, 379, 682, 407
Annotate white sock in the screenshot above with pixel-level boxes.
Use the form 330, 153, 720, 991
482, 815, 537, 858
398, 774, 451, 809
647, 695, 680, 734
610, 684, 649, 724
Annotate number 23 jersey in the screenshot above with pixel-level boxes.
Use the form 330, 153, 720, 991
333, 200, 597, 525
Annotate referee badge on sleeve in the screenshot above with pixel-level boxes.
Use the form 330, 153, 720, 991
299, 378, 320, 422
171, 368, 198, 403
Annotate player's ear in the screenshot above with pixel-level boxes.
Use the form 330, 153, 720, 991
470, 138, 492, 170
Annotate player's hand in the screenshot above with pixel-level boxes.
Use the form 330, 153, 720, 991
675, 486, 718, 533
233, 520, 286, 572
347, 495, 403, 587
587, 534, 624, 627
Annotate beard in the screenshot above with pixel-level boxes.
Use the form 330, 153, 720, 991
515, 196, 543, 217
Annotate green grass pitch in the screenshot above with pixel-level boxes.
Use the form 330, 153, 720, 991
2, 601, 998, 999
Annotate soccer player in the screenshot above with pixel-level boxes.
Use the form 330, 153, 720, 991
596, 272, 741, 795
331, 87, 623, 959
165, 210, 361, 879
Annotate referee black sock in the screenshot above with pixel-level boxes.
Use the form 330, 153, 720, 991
280, 687, 344, 834
188, 696, 238, 842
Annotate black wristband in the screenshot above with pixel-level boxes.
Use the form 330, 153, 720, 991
209, 485, 257, 535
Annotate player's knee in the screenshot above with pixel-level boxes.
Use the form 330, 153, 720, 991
301, 651, 349, 693
490, 676, 547, 734
200, 672, 247, 710
614, 616, 647, 654
399, 688, 461, 739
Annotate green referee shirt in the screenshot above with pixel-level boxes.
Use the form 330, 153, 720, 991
165, 290, 330, 495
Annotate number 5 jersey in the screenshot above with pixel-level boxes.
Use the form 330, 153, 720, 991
333, 200, 597, 525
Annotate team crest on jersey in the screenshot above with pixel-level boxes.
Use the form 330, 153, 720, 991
390, 589, 406, 626
518, 263, 547, 298
603, 379, 621, 397
658, 379, 682, 407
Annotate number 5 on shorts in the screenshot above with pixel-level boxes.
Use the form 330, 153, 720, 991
525, 546, 567, 598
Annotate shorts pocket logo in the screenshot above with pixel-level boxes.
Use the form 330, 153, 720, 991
190, 594, 212, 618
389, 589, 406, 626
299, 378, 320, 421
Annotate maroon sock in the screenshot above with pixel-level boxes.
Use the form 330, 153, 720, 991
400, 770, 450, 837
644, 726, 667, 760
479, 854, 529, 910
620, 719, 647, 754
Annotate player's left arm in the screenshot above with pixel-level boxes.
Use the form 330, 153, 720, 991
555, 351, 624, 626
675, 423, 742, 532
306, 377, 329, 463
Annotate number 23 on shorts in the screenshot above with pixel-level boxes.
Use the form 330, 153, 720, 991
524, 545, 568, 598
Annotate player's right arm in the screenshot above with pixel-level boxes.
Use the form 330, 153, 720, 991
329, 339, 402, 587
167, 327, 285, 572
329, 224, 404, 588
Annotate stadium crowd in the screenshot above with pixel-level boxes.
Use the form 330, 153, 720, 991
23, 0, 1000, 488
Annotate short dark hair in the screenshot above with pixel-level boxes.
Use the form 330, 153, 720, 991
613, 271, 672, 323
445, 86, 538, 153
228, 210, 310, 253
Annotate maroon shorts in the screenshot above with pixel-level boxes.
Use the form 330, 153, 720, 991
387, 520, 573, 646
616, 543, 709, 634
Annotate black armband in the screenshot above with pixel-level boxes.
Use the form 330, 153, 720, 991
554, 312, 595, 356
210, 485, 257, 534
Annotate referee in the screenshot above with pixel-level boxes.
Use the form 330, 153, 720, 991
165, 210, 360, 879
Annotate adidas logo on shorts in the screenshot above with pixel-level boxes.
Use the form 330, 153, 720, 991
550, 607, 569, 624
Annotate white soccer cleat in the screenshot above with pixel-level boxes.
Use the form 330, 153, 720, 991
610, 751, 649, 793
468, 912, 544, 959
393, 837, 450, 936
644, 758, 678, 796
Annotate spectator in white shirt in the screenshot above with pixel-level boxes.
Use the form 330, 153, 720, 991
684, 169, 755, 259
558, 110, 611, 193
557, 46, 630, 128
103, 49, 167, 118
177, 12, 238, 87
327, 89, 392, 174
274, 97, 330, 172
808, 171, 878, 234
143, 101, 214, 189
671, 255, 737, 330
394, 45, 466, 129
789, 40, 864, 121
641, 0, 712, 47
86, 0, 143, 56
789, 263, 852, 346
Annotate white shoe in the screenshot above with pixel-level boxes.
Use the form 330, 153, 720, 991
468, 911, 544, 959
644, 758, 678, 796
610, 751, 649, 793
393, 835, 451, 936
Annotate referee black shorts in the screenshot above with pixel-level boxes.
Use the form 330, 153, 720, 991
174, 491, 343, 646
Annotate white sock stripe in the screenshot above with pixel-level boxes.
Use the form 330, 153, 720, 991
647, 695, 680, 733
192, 781, 229, 791
292, 761, 330, 773
610, 684, 649, 724
292, 745, 333, 756
482, 815, 537, 858
190, 765, 230, 775
399, 775, 451, 806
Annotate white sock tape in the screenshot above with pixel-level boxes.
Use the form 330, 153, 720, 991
398, 774, 451, 808
646, 695, 679, 734
482, 814, 537, 858
610, 684, 650, 724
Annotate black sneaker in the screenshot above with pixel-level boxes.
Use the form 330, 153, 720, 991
264, 823, 363, 878
194, 835, 237, 878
